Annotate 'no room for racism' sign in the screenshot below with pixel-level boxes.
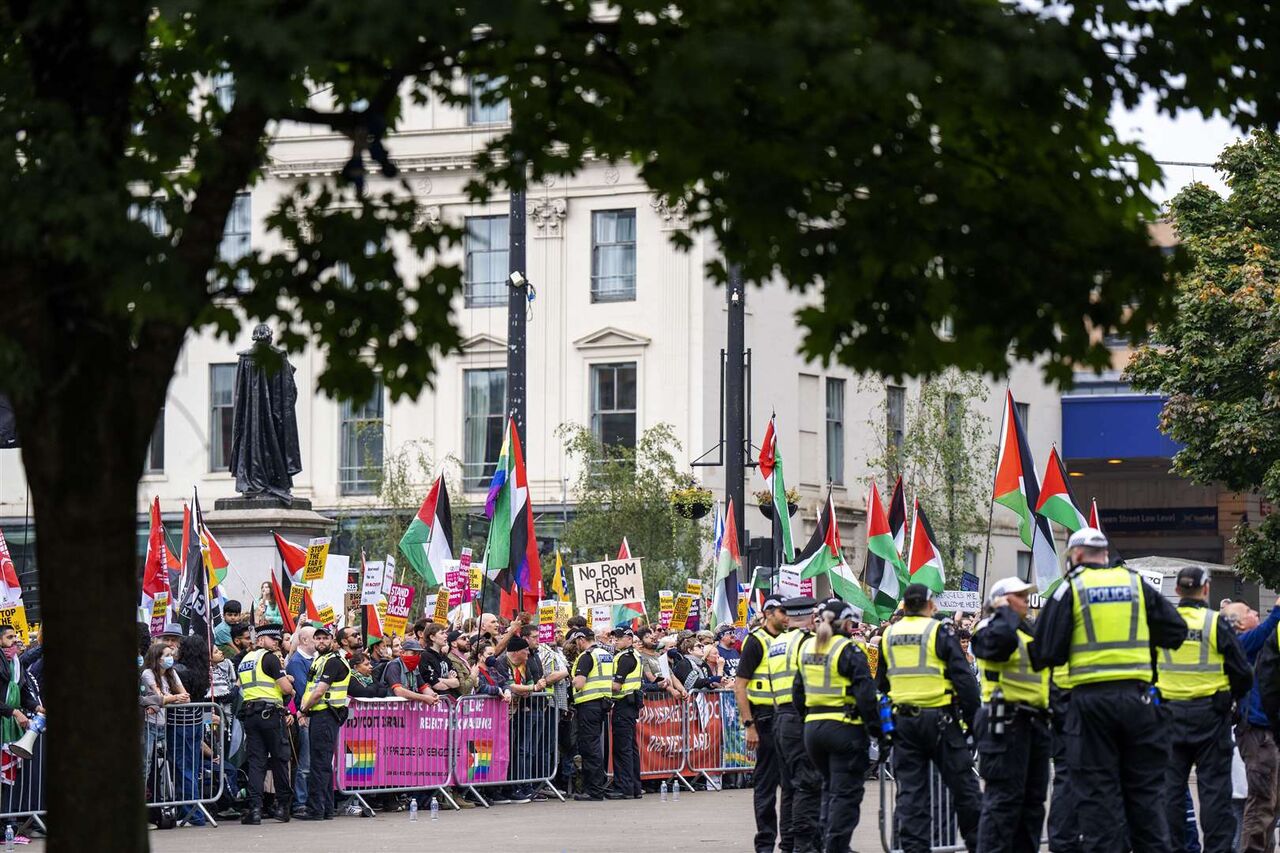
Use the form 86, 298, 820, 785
572, 559, 645, 609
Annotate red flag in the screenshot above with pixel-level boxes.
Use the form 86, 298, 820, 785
142, 497, 170, 613
618, 537, 632, 559
1089, 498, 1101, 530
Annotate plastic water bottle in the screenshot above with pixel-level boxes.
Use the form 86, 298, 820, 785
5, 824, 13, 852
430, 795, 439, 821
409, 797, 418, 822
659, 781, 668, 802
671, 783, 680, 802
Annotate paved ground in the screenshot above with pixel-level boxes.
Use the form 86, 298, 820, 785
24, 786, 892, 852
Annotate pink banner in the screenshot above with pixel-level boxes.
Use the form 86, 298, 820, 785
339, 699, 452, 789
453, 696, 512, 784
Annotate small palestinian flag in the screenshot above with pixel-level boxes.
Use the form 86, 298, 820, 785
1035, 446, 1087, 532
399, 475, 454, 587
906, 498, 945, 594
864, 482, 906, 620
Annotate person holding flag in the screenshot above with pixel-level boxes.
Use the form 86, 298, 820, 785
759, 414, 795, 569
877, 583, 982, 853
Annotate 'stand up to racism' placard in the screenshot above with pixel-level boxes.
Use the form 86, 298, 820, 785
571, 559, 645, 609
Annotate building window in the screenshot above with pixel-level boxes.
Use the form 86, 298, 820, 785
212, 72, 235, 112
590, 210, 637, 302
209, 365, 236, 471
220, 193, 251, 264
825, 378, 845, 485
464, 215, 509, 308
886, 385, 906, 473
463, 369, 507, 490
1015, 401, 1030, 431
145, 406, 165, 474
339, 379, 385, 495
1016, 551, 1032, 583
591, 363, 638, 450
468, 75, 509, 125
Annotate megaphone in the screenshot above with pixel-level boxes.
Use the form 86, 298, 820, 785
10, 713, 45, 759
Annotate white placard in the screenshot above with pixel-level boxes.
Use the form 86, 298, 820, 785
1138, 569, 1164, 593
572, 559, 645, 609
777, 566, 802, 598
935, 590, 981, 612
361, 561, 387, 605
382, 555, 396, 596
591, 605, 613, 631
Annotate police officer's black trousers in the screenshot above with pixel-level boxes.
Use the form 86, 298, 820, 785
751, 713, 789, 853
1164, 697, 1234, 853
243, 707, 291, 813
777, 710, 824, 853
1048, 708, 1080, 852
1066, 683, 1170, 853
976, 708, 1050, 853
891, 708, 980, 853
306, 710, 340, 816
611, 695, 641, 796
575, 699, 607, 798
803, 719, 869, 853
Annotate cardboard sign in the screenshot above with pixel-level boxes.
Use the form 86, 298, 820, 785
346, 569, 359, 596
1138, 569, 1164, 594
432, 587, 451, 626
0, 604, 28, 644
303, 537, 331, 582
736, 596, 748, 628
382, 555, 396, 597
555, 602, 572, 637
590, 605, 613, 631
470, 566, 483, 594
149, 593, 170, 637
384, 583, 414, 637
375, 599, 388, 628
670, 593, 695, 632
572, 559, 645, 608
935, 590, 981, 613
361, 561, 387, 606
538, 601, 556, 644
777, 566, 815, 599
315, 605, 336, 627
685, 579, 702, 597
288, 584, 307, 616
658, 590, 674, 630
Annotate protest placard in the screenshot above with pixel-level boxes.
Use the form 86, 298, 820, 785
382, 555, 396, 597
361, 561, 387, 606
432, 587, 450, 625
0, 604, 28, 644
685, 579, 702, 597
315, 604, 336, 627
555, 602, 572, 636
303, 537, 331, 582
572, 559, 645, 608
538, 601, 556, 644
385, 583, 414, 636
591, 606, 613, 631
288, 584, 307, 616
935, 590, 981, 613
777, 566, 814, 599
658, 590, 674, 630
149, 593, 169, 637
736, 596, 748, 628
670, 593, 695, 632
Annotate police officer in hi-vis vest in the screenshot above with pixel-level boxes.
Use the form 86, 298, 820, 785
609, 626, 643, 799
972, 576, 1050, 853
876, 583, 981, 853
236, 624, 296, 825
1031, 527, 1187, 851
773, 596, 825, 853
792, 599, 879, 853
733, 594, 794, 853
569, 626, 613, 801
297, 626, 353, 820
1157, 565, 1250, 853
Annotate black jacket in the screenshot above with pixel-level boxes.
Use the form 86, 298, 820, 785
0, 654, 37, 719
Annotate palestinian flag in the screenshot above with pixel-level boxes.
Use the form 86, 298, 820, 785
711, 501, 742, 627
273, 532, 320, 630
759, 415, 795, 565
1035, 446, 1087, 532
864, 482, 906, 620
399, 475, 454, 587
906, 498, 946, 593
141, 497, 171, 633
177, 489, 213, 642
798, 494, 877, 619
486, 417, 542, 616
613, 538, 646, 626
888, 476, 908, 559
994, 390, 1040, 547
1089, 499, 1101, 531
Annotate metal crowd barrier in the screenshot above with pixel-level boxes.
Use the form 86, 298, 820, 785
684, 689, 756, 789
0, 727, 45, 831
456, 693, 564, 807
144, 701, 225, 827
634, 692, 696, 792
878, 757, 962, 853
335, 696, 457, 817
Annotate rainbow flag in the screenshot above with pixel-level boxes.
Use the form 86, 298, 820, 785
466, 740, 494, 781
344, 740, 377, 783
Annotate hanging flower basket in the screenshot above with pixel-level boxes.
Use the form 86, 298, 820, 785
755, 488, 800, 519
670, 486, 714, 520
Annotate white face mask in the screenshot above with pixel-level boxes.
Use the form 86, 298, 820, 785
161, 656, 175, 670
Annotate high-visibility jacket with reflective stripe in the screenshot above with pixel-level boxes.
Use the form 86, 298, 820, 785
883, 616, 951, 708
1051, 660, 1074, 691
976, 624, 1048, 709
746, 627, 798, 707
798, 635, 863, 725
1156, 606, 1227, 701
1068, 567, 1151, 685
613, 649, 642, 697
305, 652, 351, 710
574, 646, 615, 704
237, 649, 284, 705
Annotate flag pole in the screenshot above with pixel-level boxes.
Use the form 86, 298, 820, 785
980, 383, 1011, 602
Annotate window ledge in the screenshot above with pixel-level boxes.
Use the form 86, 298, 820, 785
141, 472, 168, 483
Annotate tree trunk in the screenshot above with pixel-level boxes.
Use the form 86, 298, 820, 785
19, 349, 170, 852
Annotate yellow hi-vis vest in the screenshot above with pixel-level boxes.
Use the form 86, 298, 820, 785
574, 646, 615, 704
798, 635, 863, 725
304, 652, 351, 711
1051, 661, 1074, 691
746, 627, 797, 707
883, 616, 951, 708
612, 649, 642, 697
976, 625, 1048, 709
1067, 567, 1152, 685
237, 649, 284, 705
1156, 606, 1228, 701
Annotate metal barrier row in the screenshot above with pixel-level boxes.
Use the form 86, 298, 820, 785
144, 701, 225, 828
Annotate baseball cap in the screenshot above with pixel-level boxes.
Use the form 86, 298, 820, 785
1067, 527, 1109, 550
566, 627, 593, 643
988, 577, 1036, 602
401, 639, 424, 652
761, 593, 786, 611
1176, 565, 1211, 590
447, 630, 463, 644
313, 626, 332, 638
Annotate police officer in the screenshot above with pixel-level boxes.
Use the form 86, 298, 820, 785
971, 576, 1050, 853
297, 626, 352, 820
236, 624, 296, 825
774, 596, 825, 853
569, 626, 613, 801
1156, 565, 1251, 853
876, 583, 981, 853
792, 599, 879, 853
610, 626, 643, 799
1031, 527, 1187, 851
732, 594, 792, 853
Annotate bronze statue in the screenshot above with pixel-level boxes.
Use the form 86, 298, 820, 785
230, 324, 302, 502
